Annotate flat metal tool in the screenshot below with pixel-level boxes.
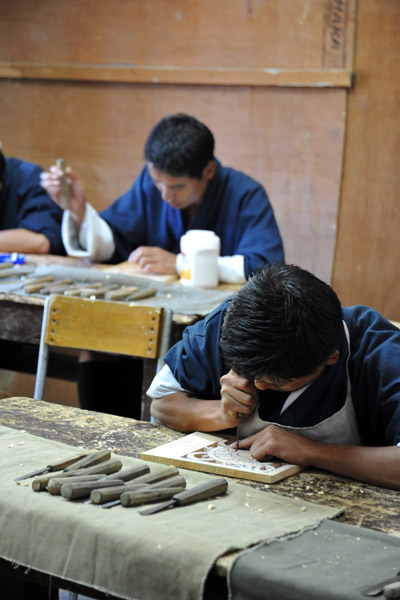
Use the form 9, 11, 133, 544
15, 450, 91, 481
139, 478, 228, 515
362, 573, 400, 596
236, 412, 244, 451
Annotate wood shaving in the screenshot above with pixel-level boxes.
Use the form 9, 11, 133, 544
207, 503, 216, 510
301, 506, 307, 511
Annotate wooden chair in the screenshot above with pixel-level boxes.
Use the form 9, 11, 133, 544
33, 294, 172, 402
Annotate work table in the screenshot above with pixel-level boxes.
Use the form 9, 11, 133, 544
1, 396, 398, 537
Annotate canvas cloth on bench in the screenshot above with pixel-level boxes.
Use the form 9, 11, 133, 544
0, 426, 342, 600
229, 518, 400, 600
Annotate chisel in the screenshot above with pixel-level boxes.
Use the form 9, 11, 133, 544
95, 474, 187, 506
63, 447, 111, 471
104, 286, 139, 300
47, 474, 104, 495
126, 287, 158, 301
104, 464, 151, 482
121, 487, 185, 507
61, 478, 125, 500
139, 478, 228, 515
99, 466, 180, 508
15, 450, 92, 481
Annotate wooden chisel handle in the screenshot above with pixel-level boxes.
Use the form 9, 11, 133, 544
45, 450, 93, 472
105, 464, 150, 481
104, 286, 139, 300
126, 287, 158, 301
61, 478, 125, 500
47, 474, 104, 495
124, 465, 179, 486
175, 478, 228, 506
120, 487, 184, 507
147, 475, 187, 491
90, 482, 150, 505
63, 447, 110, 472
74, 457, 123, 476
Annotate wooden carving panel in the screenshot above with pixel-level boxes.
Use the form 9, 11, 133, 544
142, 432, 302, 484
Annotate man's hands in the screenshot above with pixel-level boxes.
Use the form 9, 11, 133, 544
237, 425, 315, 466
128, 246, 178, 275
219, 369, 258, 429
40, 165, 87, 229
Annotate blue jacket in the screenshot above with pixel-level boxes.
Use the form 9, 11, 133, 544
100, 160, 284, 276
0, 158, 64, 254
164, 302, 400, 447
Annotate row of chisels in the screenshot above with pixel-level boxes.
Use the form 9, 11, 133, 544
0, 264, 158, 302
15, 448, 228, 515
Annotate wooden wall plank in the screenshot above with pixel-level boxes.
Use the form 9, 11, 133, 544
0, 63, 353, 88
332, 0, 400, 320
0, 0, 355, 69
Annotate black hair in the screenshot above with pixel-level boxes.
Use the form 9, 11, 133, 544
0, 144, 5, 184
220, 263, 344, 382
143, 113, 215, 179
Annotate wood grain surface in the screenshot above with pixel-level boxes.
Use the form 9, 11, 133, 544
1, 396, 399, 539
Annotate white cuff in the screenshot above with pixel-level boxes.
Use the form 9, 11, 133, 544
217, 255, 246, 284
62, 203, 115, 262
146, 364, 187, 399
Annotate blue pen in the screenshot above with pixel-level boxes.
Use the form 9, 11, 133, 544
0, 253, 26, 265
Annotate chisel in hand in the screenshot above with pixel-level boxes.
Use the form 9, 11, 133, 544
139, 478, 228, 515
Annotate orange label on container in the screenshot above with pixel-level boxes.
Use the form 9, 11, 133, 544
180, 268, 191, 281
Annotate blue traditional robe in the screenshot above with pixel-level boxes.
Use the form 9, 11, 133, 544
0, 158, 64, 254
164, 302, 400, 447
100, 160, 284, 275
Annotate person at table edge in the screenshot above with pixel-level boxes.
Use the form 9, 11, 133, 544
148, 263, 400, 490
0, 144, 64, 255
40, 113, 284, 284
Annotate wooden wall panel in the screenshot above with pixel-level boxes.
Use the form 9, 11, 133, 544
0, 0, 355, 69
332, 0, 400, 319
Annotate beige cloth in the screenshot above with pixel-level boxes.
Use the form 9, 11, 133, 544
0, 426, 343, 600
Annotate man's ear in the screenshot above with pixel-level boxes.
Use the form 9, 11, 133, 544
325, 349, 340, 365
202, 160, 217, 181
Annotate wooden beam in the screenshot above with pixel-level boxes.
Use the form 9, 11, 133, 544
0, 62, 353, 88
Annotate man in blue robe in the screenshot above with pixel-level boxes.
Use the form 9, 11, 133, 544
0, 147, 63, 255
40, 114, 284, 418
148, 264, 400, 490
40, 113, 284, 284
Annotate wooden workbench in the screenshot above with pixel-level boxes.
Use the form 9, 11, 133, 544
1, 397, 399, 599
1, 397, 399, 537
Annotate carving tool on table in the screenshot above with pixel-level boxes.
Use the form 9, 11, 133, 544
99, 465, 180, 508
56, 158, 70, 210
60, 478, 125, 500
93, 474, 186, 506
15, 449, 92, 481
82, 464, 151, 504
139, 478, 228, 515
361, 573, 400, 597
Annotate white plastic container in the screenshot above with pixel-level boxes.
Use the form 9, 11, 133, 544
179, 230, 221, 288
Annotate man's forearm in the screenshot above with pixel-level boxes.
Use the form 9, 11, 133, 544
308, 441, 400, 490
0, 229, 50, 254
150, 392, 225, 432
